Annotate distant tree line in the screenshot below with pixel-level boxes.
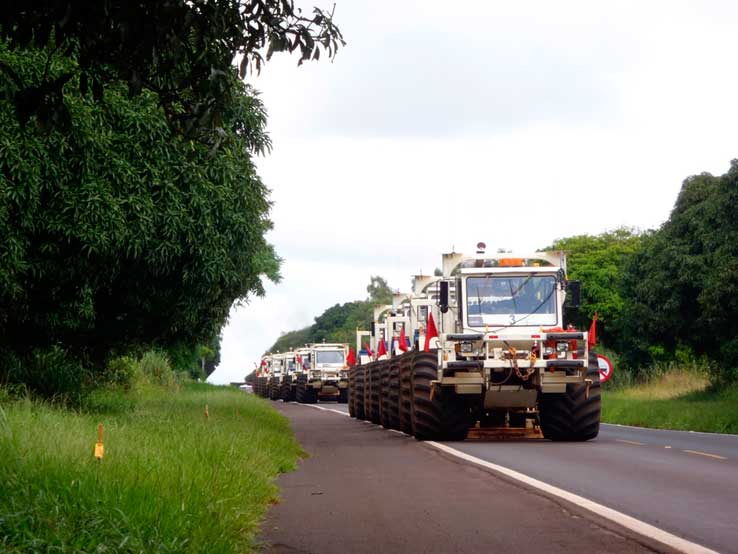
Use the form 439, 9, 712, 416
265, 276, 392, 354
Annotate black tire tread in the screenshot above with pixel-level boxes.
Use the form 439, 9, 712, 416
411, 351, 471, 441
539, 351, 601, 441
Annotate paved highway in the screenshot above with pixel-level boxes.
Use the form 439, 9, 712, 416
326, 401, 737, 553
259, 402, 673, 554
263, 402, 738, 554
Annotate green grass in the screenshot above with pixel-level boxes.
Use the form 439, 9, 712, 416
602, 370, 738, 433
0, 383, 302, 553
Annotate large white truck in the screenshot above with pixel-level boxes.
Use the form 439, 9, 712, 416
349, 246, 600, 442
294, 342, 349, 403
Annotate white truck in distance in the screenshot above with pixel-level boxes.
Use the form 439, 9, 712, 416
258, 343, 349, 404
294, 343, 349, 403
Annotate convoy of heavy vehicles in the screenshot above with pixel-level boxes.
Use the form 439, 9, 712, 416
254, 343, 349, 403
253, 244, 603, 442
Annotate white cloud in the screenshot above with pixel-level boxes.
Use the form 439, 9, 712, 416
208, 0, 738, 383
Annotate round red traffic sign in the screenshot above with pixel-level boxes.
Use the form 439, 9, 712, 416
596, 354, 613, 383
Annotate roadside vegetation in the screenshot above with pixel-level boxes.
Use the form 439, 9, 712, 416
1, 5, 343, 551
602, 367, 738, 433
0, 366, 301, 553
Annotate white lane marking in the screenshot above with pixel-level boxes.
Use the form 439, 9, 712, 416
683, 449, 727, 461
428, 442, 719, 554
604, 422, 738, 438
297, 403, 720, 554
616, 439, 646, 446
299, 403, 351, 417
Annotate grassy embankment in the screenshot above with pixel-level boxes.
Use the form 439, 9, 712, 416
0, 383, 301, 553
602, 368, 738, 434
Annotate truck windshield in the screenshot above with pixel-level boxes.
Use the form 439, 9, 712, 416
466, 275, 557, 327
315, 351, 345, 365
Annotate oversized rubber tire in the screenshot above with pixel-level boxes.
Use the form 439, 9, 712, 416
538, 351, 601, 441
281, 375, 295, 402
399, 354, 414, 435
271, 379, 282, 400
348, 369, 356, 416
355, 366, 366, 420
369, 363, 381, 424
379, 361, 391, 428
362, 363, 372, 420
338, 387, 348, 403
295, 377, 305, 403
411, 351, 472, 441
386, 358, 401, 430
295, 375, 317, 404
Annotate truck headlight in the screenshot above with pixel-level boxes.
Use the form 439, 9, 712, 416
556, 342, 569, 352
340, 370, 347, 379
460, 342, 474, 353
543, 346, 555, 356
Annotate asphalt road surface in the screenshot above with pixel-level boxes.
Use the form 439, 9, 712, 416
323, 401, 738, 554
257, 401, 723, 554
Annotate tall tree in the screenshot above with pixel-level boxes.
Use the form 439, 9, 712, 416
367, 275, 393, 305
619, 162, 738, 382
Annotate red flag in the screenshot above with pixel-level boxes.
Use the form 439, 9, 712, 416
363, 343, 373, 357
424, 313, 439, 352
346, 347, 356, 366
399, 326, 408, 352
377, 338, 387, 358
296, 355, 302, 365
588, 312, 598, 348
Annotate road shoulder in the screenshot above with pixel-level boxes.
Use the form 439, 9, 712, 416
259, 402, 677, 554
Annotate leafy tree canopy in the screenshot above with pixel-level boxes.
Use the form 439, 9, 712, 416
548, 227, 643, 344
619, 162, 738, 382
0, 1, 344, 141
0, 40, 278, 388
366, 275, 393, 305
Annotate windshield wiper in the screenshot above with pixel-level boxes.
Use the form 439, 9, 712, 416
508, 280, 519, 313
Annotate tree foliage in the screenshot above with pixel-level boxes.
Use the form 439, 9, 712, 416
0, 40, 278, 388
0, 0, 344, 140
548, 227, 643, 344
366, 275, 393, 305
619, 162, 738, 382
265, 276, 393, 353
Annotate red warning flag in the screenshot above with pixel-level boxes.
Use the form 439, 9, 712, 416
588, 312, 598, 348
377, 338, 387, 358
424, 313, 439, 352
399, 326, 408, 352
346, 347, 356, 366
363, 343, 373, 357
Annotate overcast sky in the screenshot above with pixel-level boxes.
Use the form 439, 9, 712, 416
209, 0, 738, 384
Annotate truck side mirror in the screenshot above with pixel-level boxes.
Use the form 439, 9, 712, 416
566, 280, 581, 309
439, 281, 449, 314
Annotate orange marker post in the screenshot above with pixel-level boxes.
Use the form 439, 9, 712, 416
94, 424, 104, 460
